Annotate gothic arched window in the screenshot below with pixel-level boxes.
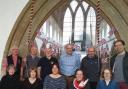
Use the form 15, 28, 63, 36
63, 8, 72, 45
74, 7, 84, 41
86, 7, 96, 46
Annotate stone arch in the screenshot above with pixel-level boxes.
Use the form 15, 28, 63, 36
3, 0, 128, 57
4, 0, 68, 57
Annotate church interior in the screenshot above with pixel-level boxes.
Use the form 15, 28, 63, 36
0, 0, 128, 77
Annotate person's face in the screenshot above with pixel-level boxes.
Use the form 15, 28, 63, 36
31, 47, 37, 55
8, 67, 15, 76
30, 70, 36, 78
45, 48, 52, 57
52, 65, 59, 75
114, 42, 125, 53
76, 70, 84, 81
87, 48, 95, 58
66, 45, 73, 55
103, 69, 111, 80
12, 49, 19, 55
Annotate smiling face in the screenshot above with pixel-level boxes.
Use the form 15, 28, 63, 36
76, 70, 84, 81
30, 70, 37, 78
65, 44, 73, 55
87, 47, 95, 58
8, 67, 15, 76
12, 49, 19, 55
52, 64, 59, 75
114, 41, 125, 54
103, 69, 112, 80
31, 47, 38, 55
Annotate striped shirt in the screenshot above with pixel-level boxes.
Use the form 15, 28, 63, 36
43, 75, 66, 89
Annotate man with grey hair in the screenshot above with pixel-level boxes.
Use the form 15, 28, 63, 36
21, 46, 40, 79
81, 47, 101, 89
59, 44, 80, 88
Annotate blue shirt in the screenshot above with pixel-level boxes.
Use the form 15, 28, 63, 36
97, 80, 119, 89
59, 52, 80, 76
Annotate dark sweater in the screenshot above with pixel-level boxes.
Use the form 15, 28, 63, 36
0, 74, 21, 89
38, 57, 58, 81
21, 78, 42, 89
7, 55, 22, 78
81, 55, 101, 82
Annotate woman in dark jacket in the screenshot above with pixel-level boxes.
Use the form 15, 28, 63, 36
69, 69, 90, 89
21, 68, 42, 89
0, 64, 21, 89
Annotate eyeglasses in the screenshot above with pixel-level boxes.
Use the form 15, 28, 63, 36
88, 51, 94, 52
115, 44, 123, 47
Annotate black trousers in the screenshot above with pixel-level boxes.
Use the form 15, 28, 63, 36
89, 81, 98, 89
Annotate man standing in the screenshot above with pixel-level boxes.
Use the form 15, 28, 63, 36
110, 40, 128, 89
81, 47, 101, 89
37, 48, 58, 82
59, 44, 80, 88
21, 46, 40, 79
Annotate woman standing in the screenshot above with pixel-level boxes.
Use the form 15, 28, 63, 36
69, 69, 90, 89
43, 63, 66, 89
21, 68, 42, 89
97, 68, 119, 89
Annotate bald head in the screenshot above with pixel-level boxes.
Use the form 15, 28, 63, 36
65, 44, 73, 55
87, 47, 95, 58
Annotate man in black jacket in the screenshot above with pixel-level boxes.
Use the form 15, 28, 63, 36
110, 40, 128, 89
81, 47, 101, 89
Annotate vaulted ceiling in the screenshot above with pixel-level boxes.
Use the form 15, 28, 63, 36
4, 0, 128, 56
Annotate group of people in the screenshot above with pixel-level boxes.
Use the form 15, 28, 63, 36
0, 39, 128, 89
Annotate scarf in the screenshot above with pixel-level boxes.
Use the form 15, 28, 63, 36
73, 79, 85, 89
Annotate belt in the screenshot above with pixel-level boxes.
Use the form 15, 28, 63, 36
64, 75, 74, 77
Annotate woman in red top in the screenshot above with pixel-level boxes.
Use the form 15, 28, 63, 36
69, 69, 90, 89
